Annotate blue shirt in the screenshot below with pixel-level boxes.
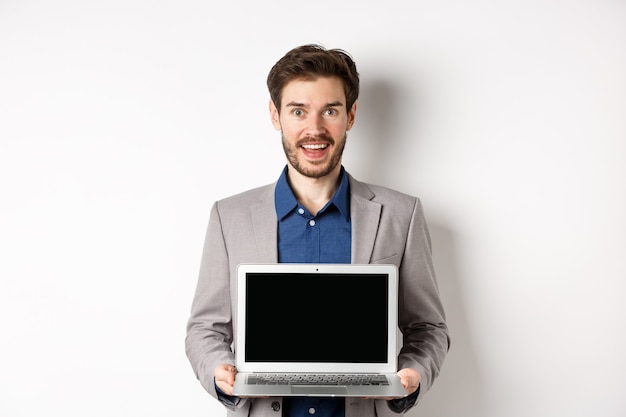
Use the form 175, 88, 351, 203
276, 165, 351, 417
275, 166, 351, 264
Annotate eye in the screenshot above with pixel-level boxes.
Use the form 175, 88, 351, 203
292, 108, 305, 117
323, 108, 338, 117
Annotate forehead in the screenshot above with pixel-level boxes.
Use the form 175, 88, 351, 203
280, 76, 346, 107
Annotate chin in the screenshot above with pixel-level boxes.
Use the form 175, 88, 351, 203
295, 161, 340, 179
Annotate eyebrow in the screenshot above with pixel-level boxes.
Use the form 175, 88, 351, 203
285, 101, 345, 109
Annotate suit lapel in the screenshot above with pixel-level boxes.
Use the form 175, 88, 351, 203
349, 175, 381, 264
251, 185, 279, 263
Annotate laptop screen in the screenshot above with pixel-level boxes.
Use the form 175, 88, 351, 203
244, 272, 389, 363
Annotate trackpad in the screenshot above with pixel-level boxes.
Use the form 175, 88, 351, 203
291, 386, 349, 396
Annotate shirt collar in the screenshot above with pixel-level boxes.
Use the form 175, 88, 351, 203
330, 167, 351, 221
274, 165, 351, 221
275, 166, 299, 220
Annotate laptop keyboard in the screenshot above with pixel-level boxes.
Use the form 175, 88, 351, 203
246, 373, 390, 386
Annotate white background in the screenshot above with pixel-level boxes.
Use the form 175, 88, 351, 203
1, 1, 625, 416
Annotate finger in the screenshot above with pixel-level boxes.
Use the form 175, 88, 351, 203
228, 366, 237, 385
222, 365, 237, 384
216, 379, 235, 396
396, 369, 419, 395
215, 365, 237, 395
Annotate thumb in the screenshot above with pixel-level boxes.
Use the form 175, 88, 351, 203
226, 365, 237, 385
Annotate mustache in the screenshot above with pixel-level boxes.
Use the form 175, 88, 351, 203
296, 134, 335, 147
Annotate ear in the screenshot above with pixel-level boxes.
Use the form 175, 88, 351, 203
269, 99, 281, 131
346, 101, 357, 131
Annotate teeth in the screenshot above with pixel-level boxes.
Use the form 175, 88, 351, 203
302, 144, 328, 150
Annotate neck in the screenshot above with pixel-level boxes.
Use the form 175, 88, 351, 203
286, 166, 342, 215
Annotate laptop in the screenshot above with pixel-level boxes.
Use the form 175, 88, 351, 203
232, 263, 406, 398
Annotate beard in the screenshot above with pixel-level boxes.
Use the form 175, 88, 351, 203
281, 133, 347, 179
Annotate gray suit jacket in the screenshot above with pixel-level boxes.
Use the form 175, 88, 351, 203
185, 173, 450, 417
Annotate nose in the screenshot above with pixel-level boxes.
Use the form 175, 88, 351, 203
304, 113, 326, 137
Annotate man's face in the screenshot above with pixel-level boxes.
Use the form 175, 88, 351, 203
270, 76, 356, 179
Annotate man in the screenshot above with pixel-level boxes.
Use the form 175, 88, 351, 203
186, 44, 449, 417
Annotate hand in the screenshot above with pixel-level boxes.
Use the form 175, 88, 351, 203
215, 364, 237, 396
363, 368, 421, 400
397, 368, 420, 396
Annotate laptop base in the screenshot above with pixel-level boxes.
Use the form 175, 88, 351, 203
233, 372, 407, 398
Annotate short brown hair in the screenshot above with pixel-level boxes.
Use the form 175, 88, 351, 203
267, 44, 360, 112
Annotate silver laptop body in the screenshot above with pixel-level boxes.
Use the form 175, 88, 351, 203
232, 263, 406, 398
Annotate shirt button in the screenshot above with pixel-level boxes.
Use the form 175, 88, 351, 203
309, 220, 316, 227
298, 208, 305, 215
308, 407, 316, 415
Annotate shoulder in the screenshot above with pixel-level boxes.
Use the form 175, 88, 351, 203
213, 183, 275, 215
348, 174, 419, 209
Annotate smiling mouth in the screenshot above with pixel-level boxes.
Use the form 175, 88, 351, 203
301, 143, 329, 150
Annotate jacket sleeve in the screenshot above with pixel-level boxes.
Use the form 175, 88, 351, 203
184, 202, 249, 412
397, 198, 450, 396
